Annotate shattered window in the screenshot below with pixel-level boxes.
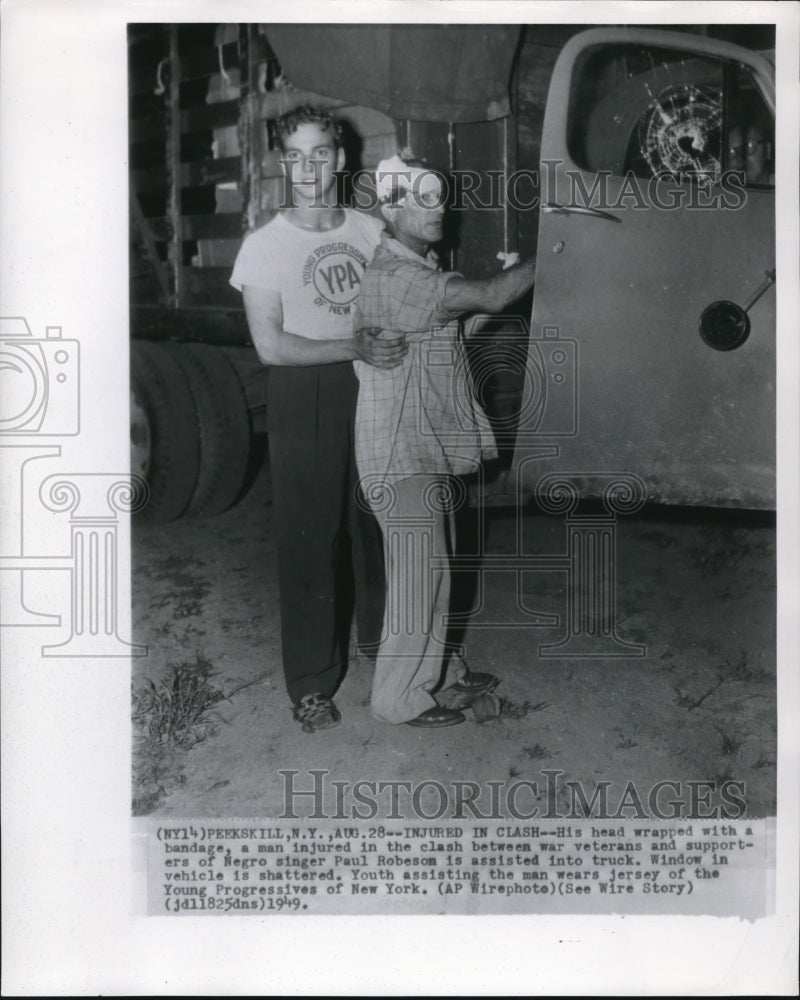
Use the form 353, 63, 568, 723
567, 44, 774, 188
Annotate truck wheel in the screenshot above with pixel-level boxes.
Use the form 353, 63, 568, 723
130, 340, 200, 524
162, 343, 251, 518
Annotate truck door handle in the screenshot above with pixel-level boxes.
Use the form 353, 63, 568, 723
543, 203, 622, 223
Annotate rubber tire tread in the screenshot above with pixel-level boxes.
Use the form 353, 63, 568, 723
131, 340, 200, 524
161, 342, 251, 519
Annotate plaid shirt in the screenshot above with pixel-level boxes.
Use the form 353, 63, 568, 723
353, 232, 496, 485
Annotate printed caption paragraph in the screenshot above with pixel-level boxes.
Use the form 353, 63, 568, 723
144, 819, 773, 917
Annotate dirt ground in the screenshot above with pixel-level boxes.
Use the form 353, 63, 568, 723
131, 458, 776, 820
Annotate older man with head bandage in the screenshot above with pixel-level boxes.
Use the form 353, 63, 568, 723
353, 153, 536, 728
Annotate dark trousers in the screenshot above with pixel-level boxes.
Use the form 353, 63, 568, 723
266, 362, 385, 703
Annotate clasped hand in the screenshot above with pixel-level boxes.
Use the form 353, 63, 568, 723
354, 326, 408, 369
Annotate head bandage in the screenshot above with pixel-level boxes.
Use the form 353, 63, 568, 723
375, 155, 441, 203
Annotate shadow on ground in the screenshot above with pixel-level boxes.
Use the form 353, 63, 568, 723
132, 462, 776, 819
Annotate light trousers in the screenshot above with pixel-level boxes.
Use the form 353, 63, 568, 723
368, 473, 466, 723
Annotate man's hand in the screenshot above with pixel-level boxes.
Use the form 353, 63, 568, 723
354, 327, 408, 369
443, 257, 535, 315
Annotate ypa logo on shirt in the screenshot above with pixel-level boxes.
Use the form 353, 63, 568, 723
304, 242, 369, 311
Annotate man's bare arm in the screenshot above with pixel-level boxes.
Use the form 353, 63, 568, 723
442, 258, 535, 316
242, 285, 408, 367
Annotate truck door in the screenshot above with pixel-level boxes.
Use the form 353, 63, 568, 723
512, 28, 776, 508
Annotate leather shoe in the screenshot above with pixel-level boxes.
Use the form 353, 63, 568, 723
406, 706, 465, 728
446, 669, 499, 695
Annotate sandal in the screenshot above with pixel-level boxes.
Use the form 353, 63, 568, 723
292, 693, 341, 733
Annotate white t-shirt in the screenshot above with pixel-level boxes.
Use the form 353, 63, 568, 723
230, 209, 384, 340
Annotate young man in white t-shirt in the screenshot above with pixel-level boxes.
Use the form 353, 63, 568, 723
230, 106, 407, 732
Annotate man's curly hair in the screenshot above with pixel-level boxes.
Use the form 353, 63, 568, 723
274, 105, 343, 151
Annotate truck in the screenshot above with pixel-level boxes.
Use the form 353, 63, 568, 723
128, 22, 775, 522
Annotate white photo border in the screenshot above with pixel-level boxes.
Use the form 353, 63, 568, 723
1, 0, 798, 994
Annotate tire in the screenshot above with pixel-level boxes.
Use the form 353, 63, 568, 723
130, 340, 201, 524
161, 343, 251, 519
